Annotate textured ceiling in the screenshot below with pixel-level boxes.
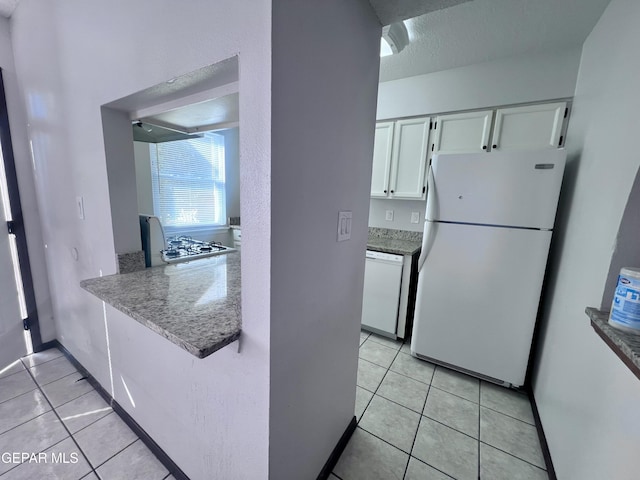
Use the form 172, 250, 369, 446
0, 0, 17, 18
369, 0, 471, 25
1, 0, 611, 86
379, 0, 611, 82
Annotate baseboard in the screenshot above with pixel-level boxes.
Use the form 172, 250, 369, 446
316, 416, 357, 480
35, 340, 59, 353
50, 340, 190, 480
529, 391, 557, 480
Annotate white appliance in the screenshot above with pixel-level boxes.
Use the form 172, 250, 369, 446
140, 215, 166, 267
362, 250, 404, 337
411, 150, 566, 387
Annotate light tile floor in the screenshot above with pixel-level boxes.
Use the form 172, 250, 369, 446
0, 348, 173, 480
2, 339, 548, 480
332, 331, 549, 480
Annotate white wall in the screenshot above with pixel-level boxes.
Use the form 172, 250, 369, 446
533, 1, 640, 479
10, 1, 271, 479
377, 47, 581, 120
369, 47, 582, 230
270, 0, 380, 478
0, 17, 55, 344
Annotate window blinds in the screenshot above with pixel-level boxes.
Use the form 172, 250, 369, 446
150, 132, 226, 229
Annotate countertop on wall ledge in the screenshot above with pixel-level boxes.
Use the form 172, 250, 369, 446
587, 307, 640, 380
367, 227, 422, 256
81, 253, 241, 359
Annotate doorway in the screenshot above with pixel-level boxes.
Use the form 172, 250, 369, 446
0, 69, 42, 369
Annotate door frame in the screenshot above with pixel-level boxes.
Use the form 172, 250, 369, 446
0, 68, 43, 351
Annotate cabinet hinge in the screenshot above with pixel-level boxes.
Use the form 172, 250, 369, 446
564, 107, 568, 118
23, 318, 30, 331
422, 186, 426, 194
429, 121, 432, 130
434, 121, 437, 129
559, 135, 564, 146
7, 220, 15, 234
431, 144, 434, 152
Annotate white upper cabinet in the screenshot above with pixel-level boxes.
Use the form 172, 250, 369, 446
371, 118, 430, 200
491, 102, 566, 151
389, 118, 430, 199
433, 111, 493, 154
371, 122, 394, 198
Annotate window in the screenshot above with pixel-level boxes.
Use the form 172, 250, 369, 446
150, 132, 226, 231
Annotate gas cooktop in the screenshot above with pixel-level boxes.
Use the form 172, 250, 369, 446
161, 236, 236, 264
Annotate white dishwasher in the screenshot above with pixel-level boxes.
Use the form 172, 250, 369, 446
361, 250, 404, 337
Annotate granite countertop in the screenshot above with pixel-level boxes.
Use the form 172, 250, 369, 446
587, 307, 640, 380
367, 227, 422, 256
81, 253, 241, 359
366, 237, 422, 256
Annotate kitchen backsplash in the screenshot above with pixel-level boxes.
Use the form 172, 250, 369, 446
368, 199, 426, 233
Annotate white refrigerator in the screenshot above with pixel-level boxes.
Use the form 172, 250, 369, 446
410, 150, 566, 387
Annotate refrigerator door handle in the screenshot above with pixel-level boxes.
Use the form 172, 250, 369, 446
425, 164, 438, 221
419, 165, 438, 272
418, 220, 437, 272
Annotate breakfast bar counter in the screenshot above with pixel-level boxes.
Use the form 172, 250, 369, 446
81, 252, 241, 358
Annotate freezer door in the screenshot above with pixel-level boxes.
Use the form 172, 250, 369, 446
411, 222, 552, 386
428, 150, 566, 229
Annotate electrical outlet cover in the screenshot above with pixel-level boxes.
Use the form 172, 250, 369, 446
385, 210, 394, 221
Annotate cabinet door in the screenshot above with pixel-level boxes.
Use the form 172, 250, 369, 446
371, 122, 394, 198
389, 117, 430, 199
491, 102, 566, 151
433, 111, 493, 154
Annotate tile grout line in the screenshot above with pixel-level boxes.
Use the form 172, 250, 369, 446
407, 455, 457, 480
359, 353, 436, 388
359, 340, 460, 480
22, 351, 65, 368
335, 336, 405, 478
0, 409, 50, 438
0, 385, 40, 407
356, 335, 546, 479
20, 356, 99, 478
478, 440, 548, 472
478, 403, 537, 426
402, 359, 435, 480
59, 408, 115, 438
420, 412, 479, 442
478, 378, 481, 480
30, 369, 81, 389
51, 388, 101, 412
90, 437, 140, 474
0, 434, 70, 478
0, 364, 27, 382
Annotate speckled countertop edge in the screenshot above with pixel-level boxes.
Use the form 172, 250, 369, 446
81, 254, 242, 359
367, 228, 422, 256
587, 307, 640, 380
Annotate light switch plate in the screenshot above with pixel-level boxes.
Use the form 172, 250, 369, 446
411, 211, 420, 223
76, 196, 85, 220
337, 211, 352, 242
385, 210, 394, 221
